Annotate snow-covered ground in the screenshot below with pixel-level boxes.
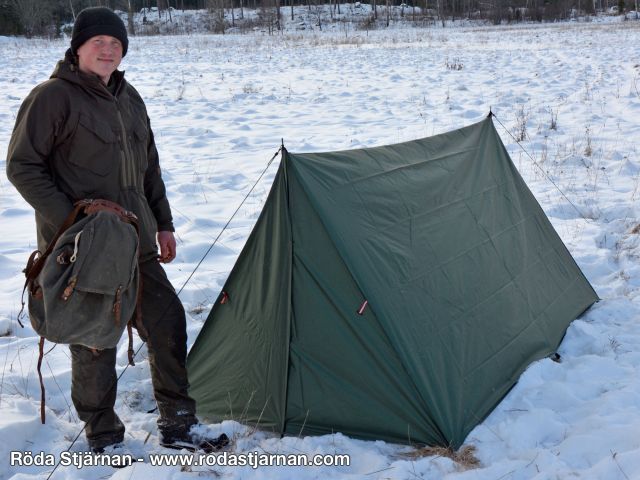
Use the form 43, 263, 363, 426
1, 18, 640, 480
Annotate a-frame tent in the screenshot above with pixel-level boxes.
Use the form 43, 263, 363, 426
187, 117, 598, 448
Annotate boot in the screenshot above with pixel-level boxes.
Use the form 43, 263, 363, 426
160, 429, 229, 453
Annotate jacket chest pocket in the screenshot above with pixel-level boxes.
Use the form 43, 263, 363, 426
67, 114, 119, 177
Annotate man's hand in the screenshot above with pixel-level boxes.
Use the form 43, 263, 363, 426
157, 231, 177, 263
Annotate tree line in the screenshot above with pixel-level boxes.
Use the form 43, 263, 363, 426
0, 0, 635, 37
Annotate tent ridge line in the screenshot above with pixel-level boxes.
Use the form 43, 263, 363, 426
328, 146, 481, 189
287, 117, 488, 159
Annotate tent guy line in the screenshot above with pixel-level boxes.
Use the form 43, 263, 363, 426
490, 112, 590, 224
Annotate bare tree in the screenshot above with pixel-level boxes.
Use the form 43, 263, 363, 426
257, 0, 280, 33
156, 0, 174, 21
207, 0, 226, 32
10, 0, 52, 36
436, 0, 445, 26
311, 0, 323, 29
126, 0, 135, 34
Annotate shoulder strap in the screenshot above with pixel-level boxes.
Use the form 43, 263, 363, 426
17, 202, 87, 325
24, 202, 86, 290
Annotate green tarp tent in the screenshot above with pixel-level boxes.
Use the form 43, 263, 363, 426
187, 117, 598, 448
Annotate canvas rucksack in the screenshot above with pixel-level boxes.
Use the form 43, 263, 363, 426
19, 199, 141, 423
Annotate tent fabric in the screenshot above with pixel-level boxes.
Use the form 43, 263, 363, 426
187, 117, 598, 448
187, 167, 292, 432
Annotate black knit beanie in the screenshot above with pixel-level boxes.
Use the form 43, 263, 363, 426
71, 7, 128, 57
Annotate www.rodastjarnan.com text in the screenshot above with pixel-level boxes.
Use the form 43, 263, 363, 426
10, 450, 350, 469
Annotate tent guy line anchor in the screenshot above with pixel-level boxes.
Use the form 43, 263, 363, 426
44, 145, 283, 480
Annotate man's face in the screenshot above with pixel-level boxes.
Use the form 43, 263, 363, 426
76, 35, 123, 84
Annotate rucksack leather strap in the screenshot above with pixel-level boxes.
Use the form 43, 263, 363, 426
24, 202, 86, 292
37, 336, 46, 424
77, 198, 138, 225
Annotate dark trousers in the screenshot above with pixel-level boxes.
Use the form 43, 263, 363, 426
70, 260, 197, 450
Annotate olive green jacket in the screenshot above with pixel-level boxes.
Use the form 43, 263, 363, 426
7, 50, 173, 262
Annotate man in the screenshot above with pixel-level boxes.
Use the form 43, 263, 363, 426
6, 7, 226, 453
